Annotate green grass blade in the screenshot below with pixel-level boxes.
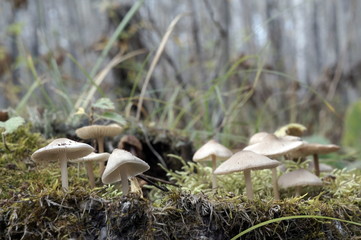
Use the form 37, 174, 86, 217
231, 215, 361, 240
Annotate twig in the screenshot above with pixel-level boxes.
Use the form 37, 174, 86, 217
138, 123, 167, 168
136, 13, 187, 121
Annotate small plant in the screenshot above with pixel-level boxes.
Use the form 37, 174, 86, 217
75, 97, 126, 125
0, 116, 25, 151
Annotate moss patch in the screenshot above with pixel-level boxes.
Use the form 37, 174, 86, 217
1, 126, 361, 239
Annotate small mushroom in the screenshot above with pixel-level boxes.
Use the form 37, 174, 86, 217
193, 139, 233, 190
102, 149, 150, 195
288, 143, 340, 176
31, 138, 94, 190
308, 162, 333, 173
76, 123, 123, 174
278, 169, 323, 197
214, 150, 281, 200
70, 152, 110, 188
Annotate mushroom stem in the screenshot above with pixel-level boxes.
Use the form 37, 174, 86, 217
295, 186, 301, 197
211, 154, 217, 190
85, 162, 96, 188
120, 171, 129, 195
59, 155, 68, 191
97, 137, 105, 175
272, 168, 280, 200
243, 169, 254, 200
313, 153, 320, 177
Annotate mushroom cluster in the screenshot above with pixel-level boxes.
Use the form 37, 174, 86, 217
191, 125, 340, 200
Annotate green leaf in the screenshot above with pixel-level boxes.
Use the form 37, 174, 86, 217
342, 100, 361, 155
92, 98, 115, 110
95, 112, 126, 125
0, 116, 25, 135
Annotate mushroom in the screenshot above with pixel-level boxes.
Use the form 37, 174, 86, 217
76, 123, 123, 174
308, 162, 333, 173
214, 150, 281, 200
102, 149, 150, 195
193, 139, 233, 190
70, 152, 110, 188
278, 169, 323, 197
118, 135, 143, 158
243, 133, 303, 158
31, 138, 94, 190
288, 143, 340, 176
248, 132, 270, 145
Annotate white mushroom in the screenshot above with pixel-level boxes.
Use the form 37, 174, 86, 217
70, 152, 110, 188
76, 123, 123, 174
102, 149, 150, 195
193, 139, 233, 190
244, 133, 303, 158
31, 138, 94, 190
278, 169, 323, 197
214, 150, 281, 200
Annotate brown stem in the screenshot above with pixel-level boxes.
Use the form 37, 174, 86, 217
244, 169, 254, 199
313, 154, 320, 177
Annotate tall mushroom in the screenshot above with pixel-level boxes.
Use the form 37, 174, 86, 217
76, 123, 123, 174
193, 139, 233, 190
70, 152, 110, 188
31, 138, 94, 190
288, 143, 340, 176
102, 149, 150, 195
278, 169, 323, 197
214, 150, 281, 200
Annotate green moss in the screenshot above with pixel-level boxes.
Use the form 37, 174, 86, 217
1, 127, 361, 239
0, 124, 47, 166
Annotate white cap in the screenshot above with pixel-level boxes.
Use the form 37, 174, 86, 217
244, 134, 303, 158
102, 149, 150, 184
214, 150, 281, 175
193, 139, 232, 162
31, 138, 94, 162
278, 169, 323, 189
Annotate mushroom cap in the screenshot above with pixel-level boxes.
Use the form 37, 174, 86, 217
243, 134, 303, 158
248, 132, 270, 145
289, 143, 340, 158
118, 135, 142, 151
102, 149, 150, 184
214, 150, 281, 175
278, 169, 323, 189
70, 152, 110, 163
31, 138, 94, 162
193, 139, 233, 162
308, 162, 333, 173
75, 124, 123, 140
